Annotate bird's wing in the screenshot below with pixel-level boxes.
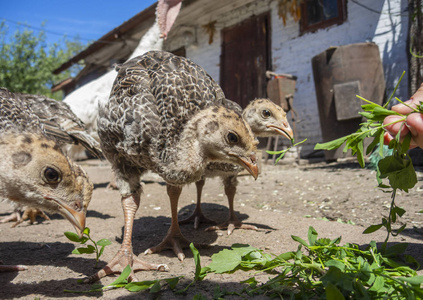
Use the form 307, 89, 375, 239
17, 93, 103, 158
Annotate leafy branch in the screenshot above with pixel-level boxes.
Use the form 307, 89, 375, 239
64, 227, 111, 267
267, 138, 307, 164
314, 72, 419, 247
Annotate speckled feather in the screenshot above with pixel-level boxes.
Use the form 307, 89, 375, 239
0, 88, 43, 134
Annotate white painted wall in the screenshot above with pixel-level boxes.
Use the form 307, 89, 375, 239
166, 0, 409, 156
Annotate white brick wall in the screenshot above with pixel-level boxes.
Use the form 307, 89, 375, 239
165, 0, 409, 157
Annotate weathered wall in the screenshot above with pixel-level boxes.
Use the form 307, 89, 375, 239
166, 0, 410, 156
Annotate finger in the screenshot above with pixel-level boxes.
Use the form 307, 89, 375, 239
391, 100, 415, 115
392, 84, 423, 114
406, 113, 423, 148
383, 132, 393, 145
410, 83, 423, 103
383, 115, 409, 137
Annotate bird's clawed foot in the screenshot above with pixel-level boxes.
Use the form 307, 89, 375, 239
178, 208, 216, 229
84, 249, 168, 283
0, 211, 21, 224
144, 231, 195, 261
0, 208, 50, 228
13, 208, 50, 227
205, 218, 258, 235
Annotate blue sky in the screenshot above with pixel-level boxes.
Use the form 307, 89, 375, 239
0, 0, 158, 46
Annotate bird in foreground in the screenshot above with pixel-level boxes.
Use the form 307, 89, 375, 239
0, 88, 93, 271
92, 50, 258, 282
0, 88, 102, 227
179, 98, 294, 234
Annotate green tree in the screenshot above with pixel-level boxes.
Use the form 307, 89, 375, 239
0, 20, 85, 99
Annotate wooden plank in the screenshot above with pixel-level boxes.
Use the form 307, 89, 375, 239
333, 81, 362, 121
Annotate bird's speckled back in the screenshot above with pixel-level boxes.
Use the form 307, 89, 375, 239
0, 88, 43, 134
98, 50, 228, 167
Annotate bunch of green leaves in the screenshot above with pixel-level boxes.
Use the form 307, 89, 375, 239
64, 227, 111, 267
197, 227, 423, 299
314, 72, 419, 246
267, 138, 307, 164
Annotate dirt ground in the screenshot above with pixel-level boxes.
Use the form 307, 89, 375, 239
1, 154, 423, 299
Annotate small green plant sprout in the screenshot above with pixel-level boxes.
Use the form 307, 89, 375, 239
267, 138, 307, 164
64, 227, 111, 267
314, 72, 420, 248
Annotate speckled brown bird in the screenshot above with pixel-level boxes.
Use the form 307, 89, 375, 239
180, 98, 294, 234
0, 88, 102, 227
92, 50, 258, 282
0, 88, 93, 272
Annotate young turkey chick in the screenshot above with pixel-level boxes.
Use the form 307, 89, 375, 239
0, 88, 101, 226
0, 90, 93, 272
93, 50, 258, 282
0, 134, 92, 232
179, 98, 293, 234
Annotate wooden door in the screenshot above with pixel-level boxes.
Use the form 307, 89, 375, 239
220, 12, 271, 108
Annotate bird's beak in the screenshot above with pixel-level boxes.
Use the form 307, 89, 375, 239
231, 153, 259, 180
267, 123, 294, 143
44, 196, 86, 238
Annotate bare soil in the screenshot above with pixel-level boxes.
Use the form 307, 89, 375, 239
1, 156, 422, 299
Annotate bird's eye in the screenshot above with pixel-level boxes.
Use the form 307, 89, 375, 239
227, 132, 239, 144
261, 109, 271, 118
43, 167, 61, 184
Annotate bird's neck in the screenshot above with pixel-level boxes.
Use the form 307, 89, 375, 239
158, 111, 210, 185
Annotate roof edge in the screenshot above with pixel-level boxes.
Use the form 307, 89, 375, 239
53, 3, 157, 75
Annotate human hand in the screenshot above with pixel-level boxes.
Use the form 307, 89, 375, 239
383, 83, 423, 149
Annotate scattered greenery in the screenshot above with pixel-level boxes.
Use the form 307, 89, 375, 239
64, 227, 111, 267
267, 138, 307, 164
314, 71, 420, 248
196, 228, 423, 299
65, 237, 422, 298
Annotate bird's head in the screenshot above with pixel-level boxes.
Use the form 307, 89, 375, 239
196, 106, 259, 179
243, 98, 294, 142
3, 134, 93, 238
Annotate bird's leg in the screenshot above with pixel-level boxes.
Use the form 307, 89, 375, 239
179, 179, 216, 229
205, 176, 257, 235
145, 185, 191, 261
85, 193, 167, 283
0, 264, 27, 272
